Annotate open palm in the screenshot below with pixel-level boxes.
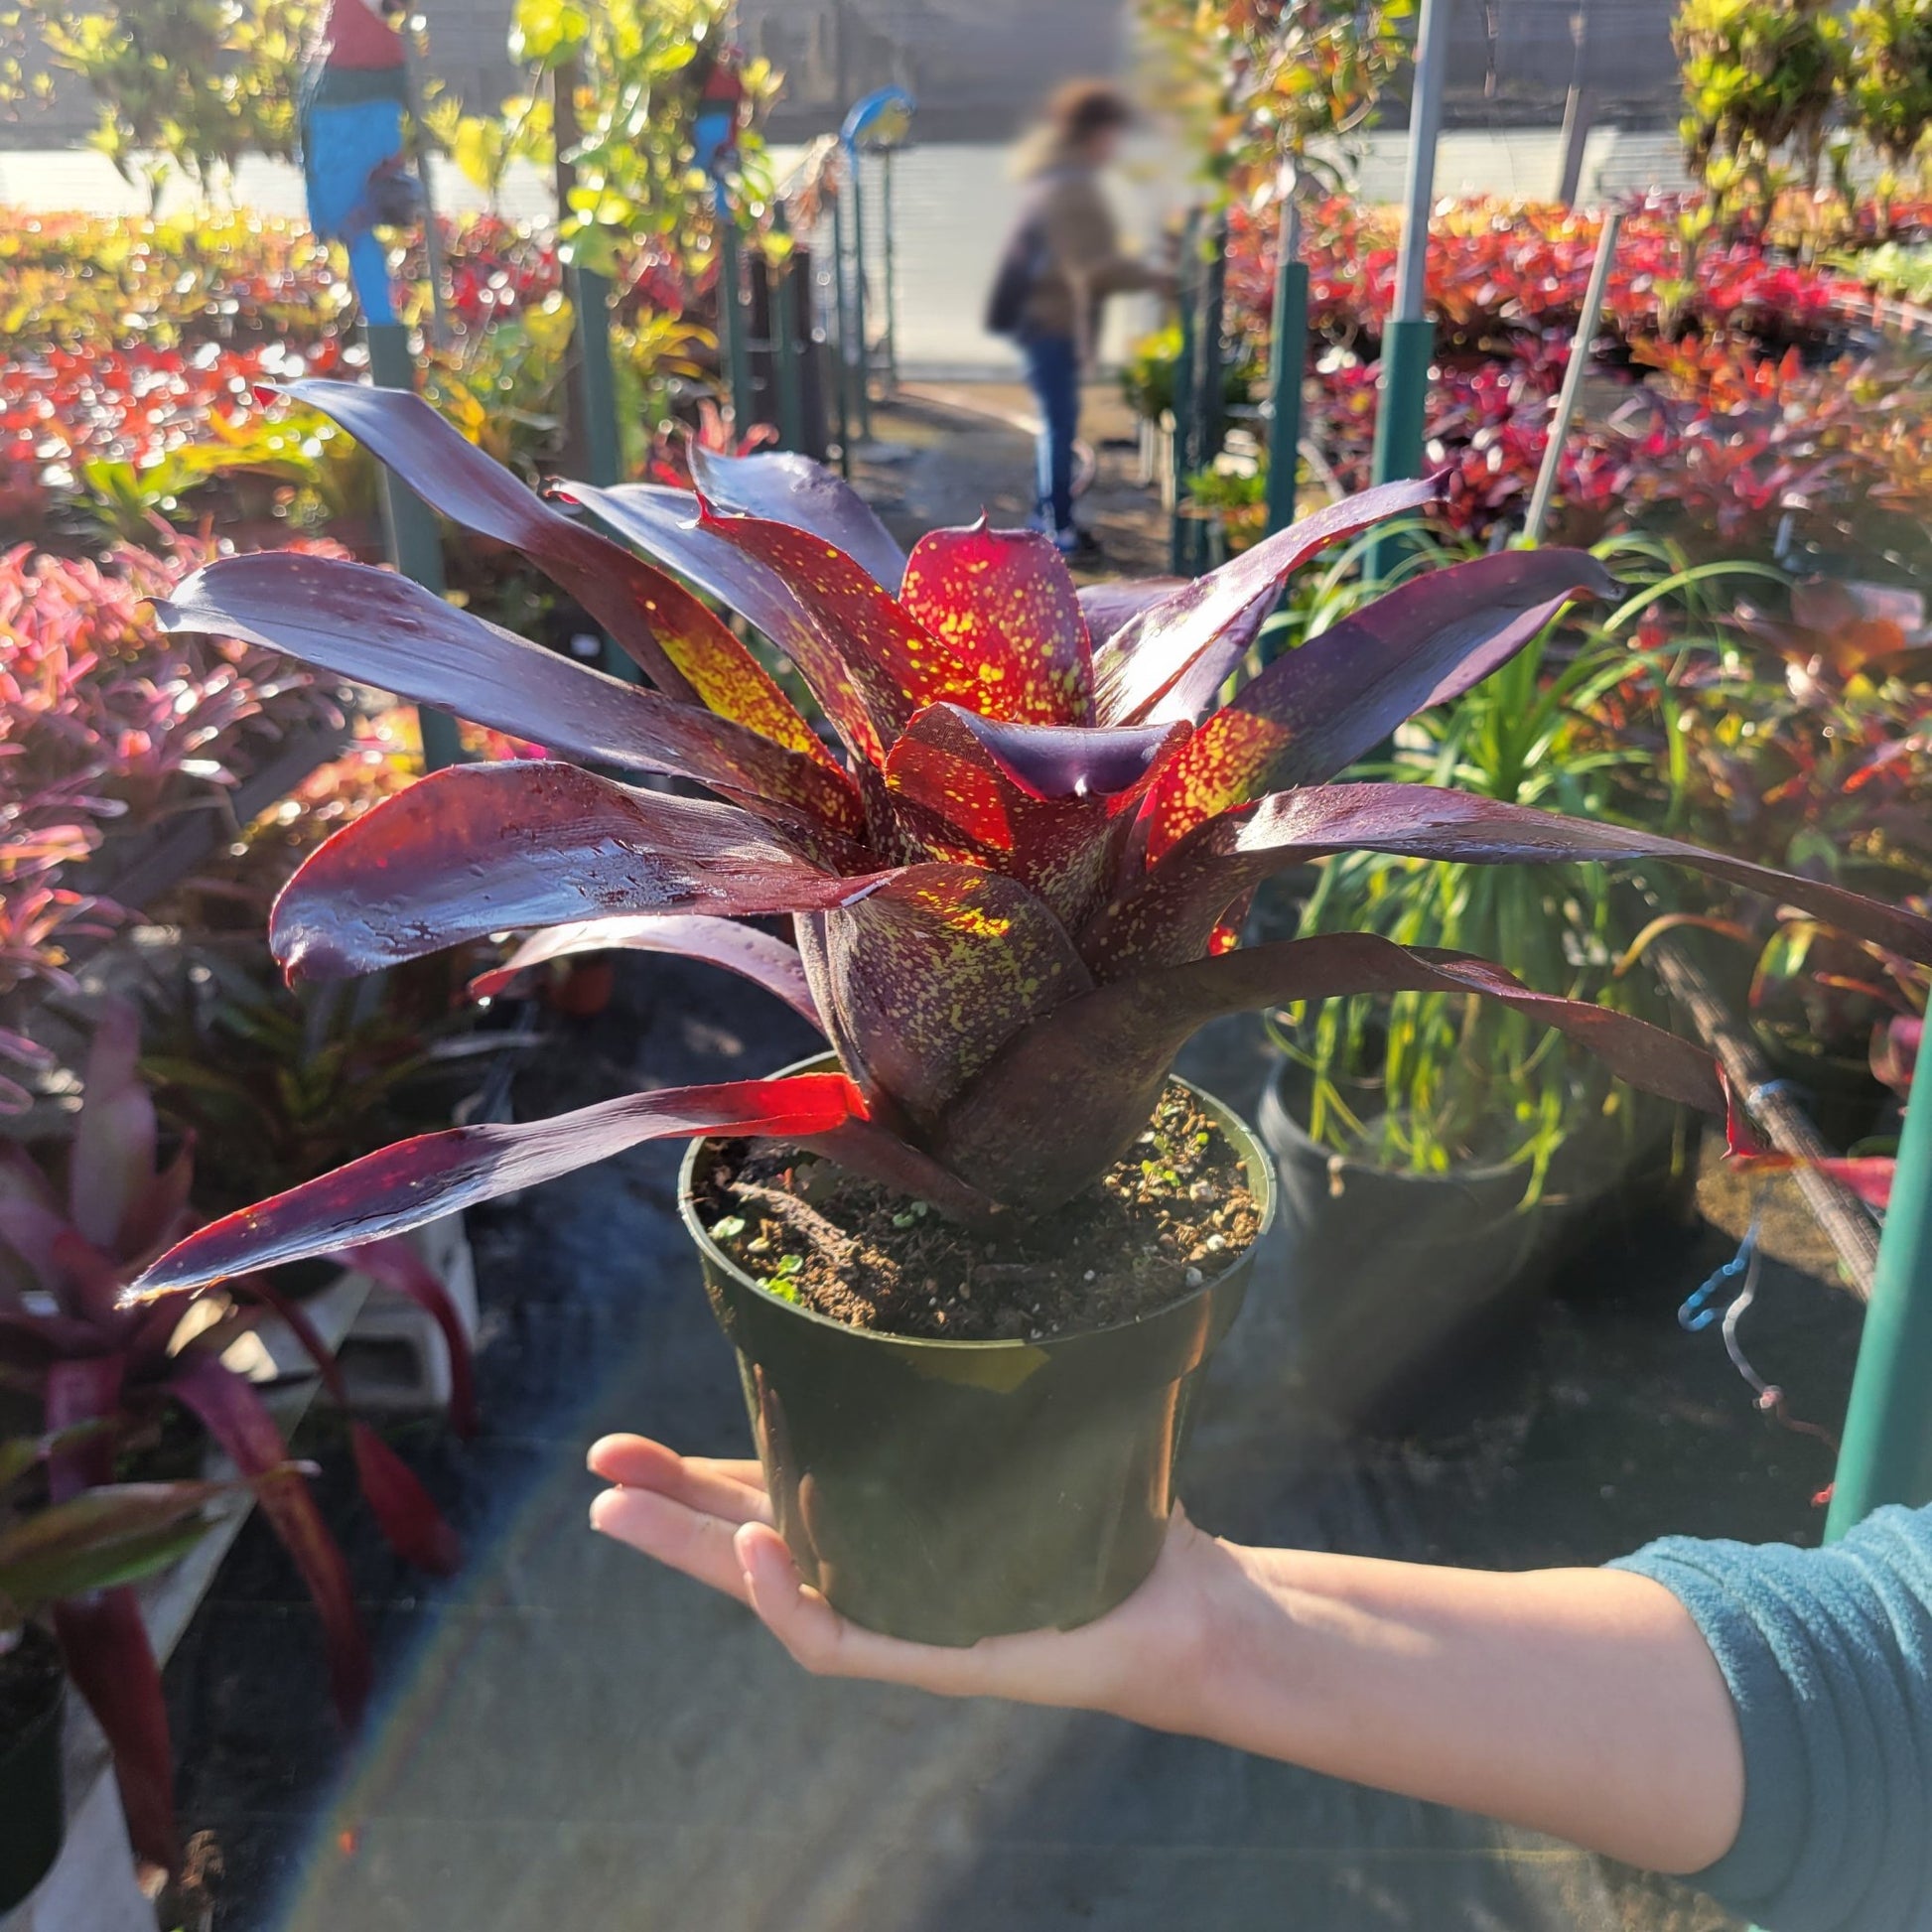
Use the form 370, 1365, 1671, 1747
588, 1433, 1233, 1732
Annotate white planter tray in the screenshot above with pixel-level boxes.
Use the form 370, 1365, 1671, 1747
218, 1214, 478, 1418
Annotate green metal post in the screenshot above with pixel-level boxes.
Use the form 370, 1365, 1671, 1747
1183, 212, 1229, 577
364, 323, 460, 772
1168, 213, 1200, 576
829, 186, 853, 475
1263, 187, 1308, 538
770, 208, 806, 454
397, 7, 452, 346
1371, 316, 1435, 491
1366, 0, 1448, 577
881, 148, 899, 390
1826, 1043, 1932, 1536
569, 260, 632, 681
716, 210, 754, 436
552, 54, 631, 680
570, 265, 622, 487
847, 150, 873, 442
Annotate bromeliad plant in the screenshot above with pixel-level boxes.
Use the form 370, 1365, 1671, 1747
126, 380, 1932, 1297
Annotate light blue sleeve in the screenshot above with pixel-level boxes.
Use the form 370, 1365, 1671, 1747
1610, 1503, 1932, 1932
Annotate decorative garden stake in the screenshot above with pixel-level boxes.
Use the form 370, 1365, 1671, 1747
299, 0, 459, 769
696, 36, 755, 434
840, 86, 916, 398
299, 0, 414, 335
836, 87, 912, 443
1263, 166, 1309, 539
1367, 0, 1449, 573
128, 385, 1932, 1644
551, 56, 622, 494
1523, 207, 1623, 547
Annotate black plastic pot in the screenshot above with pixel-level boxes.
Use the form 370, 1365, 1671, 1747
0, 1624, 66, 1911
680, 1065, 1276, 1647
1259, 1066, 1547, 1434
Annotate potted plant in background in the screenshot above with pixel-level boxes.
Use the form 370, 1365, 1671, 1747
0, 1429, 290, 1909
1632, 575, 1932, 1143
130, 382, 1932, 1647
1258, 533, 1717, 1426
0, 1003, 467, 1878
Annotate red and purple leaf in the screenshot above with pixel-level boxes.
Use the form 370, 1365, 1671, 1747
1089, 783, 1932, 978
800, 865, 1094, 1133
1141, 548, 1617, 861
156, 553, 864, 839
54, 1590, 177, 1872
697, 503, 986, 745
567, 482, 891, 767
1729, 1153, 1894, 1208
471, 913, 825, 1032
115, 1141, 196, 1278
0, 1144, 67, 1295
166, 1350, 371, 1722
69, 1001, 156, 1257
268, 762, 892, 982
348, 1423, 461, 1576
44, 1355, 126, 1495
797, 1120, 1000, 1223
883, 704, 1187, 928
284, 380, 832, 760
336, 1235, 480, 1440
689, 443, 908, 592
1077, 577, 1187, 652
937, 932, 1729, 1211
234, 1264, 468, 1566
1090, 478, 1442, 726
898, 522, 1095, 724
127, 1075, 868, 1294
1873, 1016, 1920, 1098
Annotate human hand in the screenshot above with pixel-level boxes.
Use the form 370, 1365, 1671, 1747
587, 1433, 1239, 1731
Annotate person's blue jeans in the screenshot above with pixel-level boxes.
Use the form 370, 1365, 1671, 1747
1021, 334, 1080, 539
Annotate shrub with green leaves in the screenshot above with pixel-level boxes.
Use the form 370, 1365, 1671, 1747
1850, 0, 1932, 172
0, 0, 317, 203
1674, 0, 1844, 229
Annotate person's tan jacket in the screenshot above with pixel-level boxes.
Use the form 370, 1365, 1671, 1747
1018, 151, 1165, 358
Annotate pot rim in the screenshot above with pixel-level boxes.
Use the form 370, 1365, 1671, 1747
1260, 1058, 1536, 1191
678, 1052, 1276, 1355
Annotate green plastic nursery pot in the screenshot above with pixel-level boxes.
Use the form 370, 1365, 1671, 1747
0, 1625, 66, 1911
1259, 1064, 1546, 1434
679, 1063, 1276, 1648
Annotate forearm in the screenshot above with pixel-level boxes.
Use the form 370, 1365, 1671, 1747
589, 1441, 1754, 1883
1175, 1535, 1745, 1874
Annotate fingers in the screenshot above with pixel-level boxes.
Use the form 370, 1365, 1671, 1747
591, 1483, 758, 1604
734, 1523, 996, 1699
586, 1434, 770, 1522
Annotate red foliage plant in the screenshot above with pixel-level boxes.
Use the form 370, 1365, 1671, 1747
0, 534, 345, 1107
0, 1004, 471, 1875
116, 382, 1932, 1300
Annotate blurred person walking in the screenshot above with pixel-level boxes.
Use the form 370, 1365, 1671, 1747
986, 81, 1171, 561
